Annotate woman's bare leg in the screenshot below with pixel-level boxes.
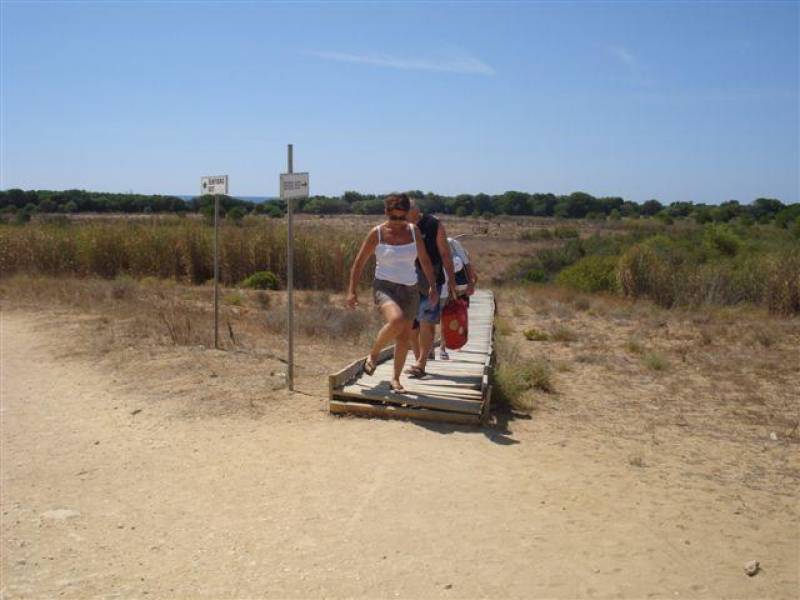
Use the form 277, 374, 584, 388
392, 319, 413, 387
370, 302, 405, 361
409, 325, 420, 360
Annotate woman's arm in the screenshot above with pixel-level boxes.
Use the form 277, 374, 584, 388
414, 225, 439, 305
347, 228, 379, 308
436, 224, 458, 299
466, 263, 477, 295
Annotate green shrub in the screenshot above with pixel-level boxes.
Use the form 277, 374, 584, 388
494, 341, 554, 411
522, 268, 547, 283
241, 270, 280, 290
554, 226, 579, 239
519, 228, 553, 241
227, 206, 247, 224
617, 244, 676, 307
556, 255, 619, 293
523, 328, 549, 341
703, 224, 742, 257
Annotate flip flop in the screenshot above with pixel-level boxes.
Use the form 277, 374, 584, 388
403, 365, 426, 379
389, 381, 406, 394
363, 355, 377, 376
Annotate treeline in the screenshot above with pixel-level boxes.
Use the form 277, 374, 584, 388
1, 188, 798, 226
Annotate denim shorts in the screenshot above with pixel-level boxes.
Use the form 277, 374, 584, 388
416, 284, 444, 325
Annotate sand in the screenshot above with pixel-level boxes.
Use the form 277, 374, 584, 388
1, 310, 798, 599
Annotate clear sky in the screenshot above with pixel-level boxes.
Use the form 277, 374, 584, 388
1, 1, 797, 203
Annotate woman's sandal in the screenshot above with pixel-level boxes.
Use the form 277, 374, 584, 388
363, 355, 377, 376
389, 380, 406, 394
404, 365, 426, 379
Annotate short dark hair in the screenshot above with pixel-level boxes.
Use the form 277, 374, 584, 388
384, 193, 410, 212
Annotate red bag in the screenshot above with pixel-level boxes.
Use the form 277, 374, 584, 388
442, 298, 469, 350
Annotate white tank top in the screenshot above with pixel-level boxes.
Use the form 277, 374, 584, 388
374, 224, 418, 286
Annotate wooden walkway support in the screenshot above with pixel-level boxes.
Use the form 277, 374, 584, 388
329, 290, 495, 425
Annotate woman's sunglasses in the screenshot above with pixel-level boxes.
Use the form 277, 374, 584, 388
388, 210, 408, 221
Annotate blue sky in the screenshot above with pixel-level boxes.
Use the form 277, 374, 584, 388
1, 1, 797, 203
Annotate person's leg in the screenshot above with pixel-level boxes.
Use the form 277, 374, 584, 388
416, 321, 435, 372
370, 302, 405, 363
409, 320, 421, 360
413, 284, 443, 371
391, 319, 413, 390
440, 323, 450, 359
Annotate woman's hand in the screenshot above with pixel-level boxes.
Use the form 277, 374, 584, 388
448, 282, 459, 301
428, 285, 439, 306
346, 291, 359, 309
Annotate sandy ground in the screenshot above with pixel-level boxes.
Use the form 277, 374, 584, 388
2, 309, 799, 599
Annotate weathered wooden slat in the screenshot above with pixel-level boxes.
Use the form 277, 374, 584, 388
347, 380, 484, 400
337, 387, 483, 414
330, 399, 481, 426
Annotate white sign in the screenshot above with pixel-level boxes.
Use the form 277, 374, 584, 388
201, 175, 228, 196
280, 172, 309, 199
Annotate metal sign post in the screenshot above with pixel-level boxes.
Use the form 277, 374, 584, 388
279, 148, 309, 391
213, 193, 219, 349
201, 175, 228, 350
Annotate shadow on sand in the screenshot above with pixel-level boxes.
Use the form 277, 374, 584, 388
412, 404, 530, 446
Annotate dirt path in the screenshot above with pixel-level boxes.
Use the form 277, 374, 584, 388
1, 312, 797, 599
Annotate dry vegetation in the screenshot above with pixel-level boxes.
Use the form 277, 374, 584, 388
493, 284, 800, 477
2, 214, 798, 451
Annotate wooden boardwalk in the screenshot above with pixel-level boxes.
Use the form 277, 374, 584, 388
329, 290, 495, 425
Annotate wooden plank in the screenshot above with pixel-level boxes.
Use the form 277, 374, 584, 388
330, 344, 394, 389
330, 399, 480, 426
481, 385, 493, 424
336, 387, 482, 414
347, 380, 484, 400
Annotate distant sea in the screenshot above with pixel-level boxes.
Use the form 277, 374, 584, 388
177, 195, 279, 203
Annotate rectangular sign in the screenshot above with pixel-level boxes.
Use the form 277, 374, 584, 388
201, 175, 228, 196
280, 172, 309, 199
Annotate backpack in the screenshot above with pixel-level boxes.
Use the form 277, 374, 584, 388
441, 298, 469, 350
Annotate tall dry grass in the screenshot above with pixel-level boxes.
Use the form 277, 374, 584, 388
0, 217, 369, 290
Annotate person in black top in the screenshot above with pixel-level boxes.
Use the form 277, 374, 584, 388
405, 198, 458, 378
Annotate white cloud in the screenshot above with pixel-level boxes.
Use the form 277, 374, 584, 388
607, 45, 639, 70
312, 50, 494, 76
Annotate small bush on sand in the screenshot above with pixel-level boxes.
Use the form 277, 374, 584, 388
523, 328, 549, 341
495, 341, 554, 411
224, 291, 244, 306
523, 268, 547, 283
241, 271, 279, 290
556, 255, 619, 293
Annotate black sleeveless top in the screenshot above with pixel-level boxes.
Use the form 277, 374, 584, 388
415, 213, 445, 288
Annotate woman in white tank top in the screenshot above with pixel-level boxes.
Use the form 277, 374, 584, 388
347, 193, 438, 393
